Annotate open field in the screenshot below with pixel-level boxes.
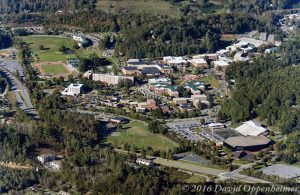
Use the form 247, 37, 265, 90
40, 63, 68, 75
201, 76, 220, 88
106, 120, 178, 151
185, 175, 206, 183
155, 158, 225, 176
18, 36, 77, 62
96, 0, 180, 17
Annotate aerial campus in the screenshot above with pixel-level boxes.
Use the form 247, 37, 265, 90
0, 0, 300, 194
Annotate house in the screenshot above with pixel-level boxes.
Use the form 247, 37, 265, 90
212, 61, 229, 71
173, 98, 189, 105
235, 121, 267, 136
223, 135, 272, 151
183, 81, 206, 95
148, 78, 172, 85
163, 56, 188, 67
188, 58, 208, 68
122, 67, 139, 75
92, 74, 134, 86
191, 94, 207, 100
127, 59, 147, 67
37, 154, 57, 164
148, 78, 179, 97
193, 54, 218, 60
61, 83, 83, 96
140, 67, 161, 77
136, 158, 153, 166
146, 99, 158, 110
136, 107, 146, 113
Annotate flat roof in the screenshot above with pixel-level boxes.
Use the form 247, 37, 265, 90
213, 61, 229, 66
235, 121, 267, 136
261, 164, 300, 179
141, 67, 161, 74
224, 135, 271, 148
123, 67, 138, 71
188, 58, 207, 64
69, 83, 83, 88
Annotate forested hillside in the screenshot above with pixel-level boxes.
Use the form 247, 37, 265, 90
0, 0, 96, 14
229, 0, 300, 15
0, 31, 12, 49
220, 33, 300, 133
219, 33, 300, 163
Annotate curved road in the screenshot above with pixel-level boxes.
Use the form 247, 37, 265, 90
0, 67, 34, 111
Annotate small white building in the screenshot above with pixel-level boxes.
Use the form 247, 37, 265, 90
61, 83, 83, 96
37, 154, 57, 164
73, 35, 86, 43
136, 158, 153, 166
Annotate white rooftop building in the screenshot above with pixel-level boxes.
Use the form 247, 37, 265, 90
235, 120, 267, 136
212, 61, 230, 70
163, 56, 187, 66
61, 83, 83, 96
136, 158, 153, 166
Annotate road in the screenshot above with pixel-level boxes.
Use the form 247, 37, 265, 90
86, 34, 99, 49
0, 58, 25, 79
218, 162, 271, 184
0, 67, 34, 112
112, 148, 271, 183
155, 158, 224, 176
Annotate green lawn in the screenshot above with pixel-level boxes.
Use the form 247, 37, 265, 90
106, 120, 178, 151
201, 76, 220, 88
19, 36, 77, 62
185, 175, 206, 183
96, 0, 180, 18
41, 64, 68, 75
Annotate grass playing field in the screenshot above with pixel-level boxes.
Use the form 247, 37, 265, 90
96, 0, 180, 18
106, 120, 178, 151
40, 64, 68, 75
19, 36, 77, 62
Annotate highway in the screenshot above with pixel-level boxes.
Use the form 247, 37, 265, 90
0, 67, 34, 112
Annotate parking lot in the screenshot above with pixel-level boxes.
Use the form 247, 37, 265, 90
173, 152, 209, 164
261, 164, 300, 179
167, 121, 203, 142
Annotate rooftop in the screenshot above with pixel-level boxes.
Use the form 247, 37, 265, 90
69, 83, 83, 88
140, 67, 161, 74
224, 135, 271, 148
213, 61, 229, 67
235, 121, 267, 136
123, 67, 138, 71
